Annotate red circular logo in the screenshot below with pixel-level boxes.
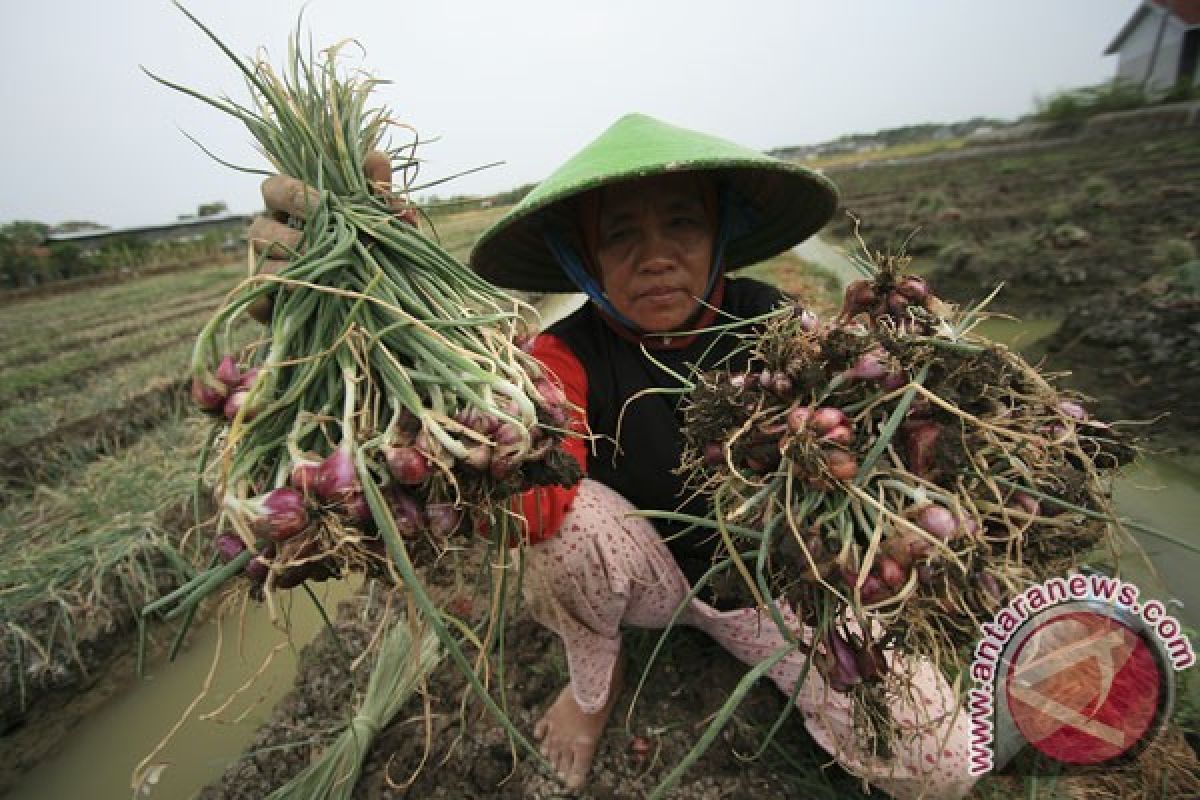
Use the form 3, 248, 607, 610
1003, 610, 1164, 765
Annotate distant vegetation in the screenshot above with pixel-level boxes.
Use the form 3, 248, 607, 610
419, 182, 537, 218
1033, 79, 1199, 126
768, 118, 1004, 163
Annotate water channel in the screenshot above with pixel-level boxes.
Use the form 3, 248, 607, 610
9, 580, 358, 800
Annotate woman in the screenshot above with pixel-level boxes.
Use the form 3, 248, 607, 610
468, 113, 975, 797
251, 114, 974, 797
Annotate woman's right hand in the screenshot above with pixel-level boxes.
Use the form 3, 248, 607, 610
244, 152, 411, 323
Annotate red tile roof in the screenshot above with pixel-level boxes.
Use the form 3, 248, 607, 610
1106, 0, 1200, 54
1151, 0, 1200, 26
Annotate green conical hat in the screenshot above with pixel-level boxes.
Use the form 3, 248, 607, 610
469, 113, 839, 293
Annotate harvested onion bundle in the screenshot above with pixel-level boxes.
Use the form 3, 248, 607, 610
146, 7, 580, 618
680, 252, 1134, 748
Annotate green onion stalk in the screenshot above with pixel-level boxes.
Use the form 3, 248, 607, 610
266, 611, 441, 800
671, 250, 1141, 756
142, 8, 581, 647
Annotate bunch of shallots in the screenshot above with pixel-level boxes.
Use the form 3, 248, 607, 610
681, 255, 1132, 711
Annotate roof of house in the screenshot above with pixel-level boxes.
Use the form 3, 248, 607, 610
45, 211, 252, 243
1106, 0, 1200, 54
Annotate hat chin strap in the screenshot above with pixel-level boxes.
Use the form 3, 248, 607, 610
542, 228, 643, 333
542, 183, 749, 339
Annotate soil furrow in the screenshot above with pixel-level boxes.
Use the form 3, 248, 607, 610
1, 333, 195, 408
0, 380, 191, 501
0, 300, 219, 372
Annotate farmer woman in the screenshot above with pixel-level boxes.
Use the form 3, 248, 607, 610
467, 114, 975, 798
251, 114, 974, 798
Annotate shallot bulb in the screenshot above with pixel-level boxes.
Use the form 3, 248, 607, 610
810, 407, 849, 436
462, 443, 493, 471
913, 503, 959, 541
385, 445, 430, 485
824, 449, 859, 481
786, 405, 812, 434
315, 446, 358, 502
840, 279, 878, 319
878, 556, 908, 591
223, 389, 255, 422
342, 492, 373, 525
427, 503, 463, 538
979, 573, 1005, 606
534, 377, 569, 427
233, 487, 309, 542
237, 367, 261, 390
821, 425, 854, 448
895, 275, 930, 303
886, 290, 911, 317
215, 533, 246, 562
191, 376, 227, 413
289, 455, 322, 495
455, 406, 497, 434
854, 638, 888, 682
387, 490, 426, 538
844, 348, 888, 382
860, 574, 891, 604
215, 355, 242, 388
702, 442, 724, 468
881, 371, 908, 392
1008, 491, 1040, 517
1057, 400, 1087, 421
245, 545, 274, 583
824, 630, 862, 691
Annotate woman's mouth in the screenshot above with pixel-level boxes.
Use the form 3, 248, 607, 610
636, 286, 684, 300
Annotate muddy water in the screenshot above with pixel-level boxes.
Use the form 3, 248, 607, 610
8, 579, 358, 800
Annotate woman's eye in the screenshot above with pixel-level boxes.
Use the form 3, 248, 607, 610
603, 227, 631, 244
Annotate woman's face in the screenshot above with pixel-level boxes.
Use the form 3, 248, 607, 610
590, 174, 715, 333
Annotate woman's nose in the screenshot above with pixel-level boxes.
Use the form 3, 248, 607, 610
636, 224, 676, 270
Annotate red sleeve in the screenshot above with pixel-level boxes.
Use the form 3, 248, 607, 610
515, 333, 587, 545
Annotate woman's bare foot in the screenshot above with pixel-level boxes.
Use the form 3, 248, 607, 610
533, 651, 625, 790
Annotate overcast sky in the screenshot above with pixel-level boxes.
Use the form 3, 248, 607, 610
1, 0, 1138, 229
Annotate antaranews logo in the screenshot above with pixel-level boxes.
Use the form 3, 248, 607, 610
967, 573, 1194, 776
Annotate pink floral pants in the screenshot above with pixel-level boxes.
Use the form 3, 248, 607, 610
521, 479, 976, 800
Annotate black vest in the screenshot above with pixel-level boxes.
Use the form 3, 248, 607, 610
547, 277, 786, 584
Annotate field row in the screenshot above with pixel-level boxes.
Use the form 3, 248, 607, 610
0, 262, 243, 343
826, 133, 1200, 223
0, 288, 232, 372
2, 324, 203, 407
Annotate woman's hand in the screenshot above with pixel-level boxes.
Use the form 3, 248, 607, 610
244, 152, 413, 323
